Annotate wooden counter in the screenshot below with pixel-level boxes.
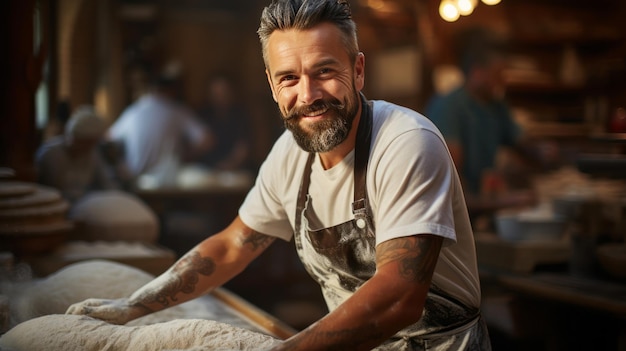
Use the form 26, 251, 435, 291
133, 167, 254, 244
132, 170, 253, 235
497, 273, 626, 318
477, 232, 626, 349
481, 263, 626, 350
475, 233, 571, 273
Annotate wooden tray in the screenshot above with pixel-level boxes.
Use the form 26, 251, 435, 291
210, 288, 297, 340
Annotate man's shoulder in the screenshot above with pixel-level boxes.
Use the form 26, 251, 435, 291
372, 99, 422, 120
372, 100, 439, 134
428, 86, 465, 107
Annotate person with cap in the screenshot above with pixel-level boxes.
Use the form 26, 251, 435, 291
35, 105, 119, 204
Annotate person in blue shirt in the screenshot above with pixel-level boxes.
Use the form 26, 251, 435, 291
427, 29, 566, 231
427, 29, 521, 195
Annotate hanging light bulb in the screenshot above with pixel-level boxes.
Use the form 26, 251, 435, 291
439, 0, 460, 22
481, 0, 502, 5
456, 0, 475, 15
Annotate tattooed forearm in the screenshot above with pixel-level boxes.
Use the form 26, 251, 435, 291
376, 235, 442, 283
130, 252, 215, 310
243, 232, 275, 251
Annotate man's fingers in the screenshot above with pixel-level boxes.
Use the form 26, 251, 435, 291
66, 299, 107, 315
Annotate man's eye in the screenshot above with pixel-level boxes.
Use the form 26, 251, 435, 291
319, 68, 331, 75
281, 75, 297, 82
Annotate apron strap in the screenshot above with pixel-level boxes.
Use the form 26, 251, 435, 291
352, 92, 373, 216
295, 153, 316, 234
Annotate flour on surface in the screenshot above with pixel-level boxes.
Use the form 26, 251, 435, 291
0, 314, 281, 351
3, 260, 263, 332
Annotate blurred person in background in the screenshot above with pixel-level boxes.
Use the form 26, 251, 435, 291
35, 106, 118, 204
196, 74, 252, 171
106, 75, 214, 185
427, 27, 522, 196
426, 28, 561, 226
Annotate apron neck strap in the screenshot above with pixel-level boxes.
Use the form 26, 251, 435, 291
352, 92, 373, 215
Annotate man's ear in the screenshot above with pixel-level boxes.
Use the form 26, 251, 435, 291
354, 52, 365, 91
265, 69, 278, 102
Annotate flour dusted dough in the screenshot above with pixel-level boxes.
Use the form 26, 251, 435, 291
2, 260, 282, 350
9, 259, 153, 323
8, 260, 212, 326
0, 314, 281, 351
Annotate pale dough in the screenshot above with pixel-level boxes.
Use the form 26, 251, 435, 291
0, 314, 281, 351
4, 260, 254, 328
1, 260, 282, 350
7, 259, 154, 323
69, 190, 159, 243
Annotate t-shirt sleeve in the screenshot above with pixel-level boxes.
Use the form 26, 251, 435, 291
238, 132, 300, 241
372, 127, 457, 246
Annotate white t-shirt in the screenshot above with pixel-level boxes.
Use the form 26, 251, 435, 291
239, 99, 480, 308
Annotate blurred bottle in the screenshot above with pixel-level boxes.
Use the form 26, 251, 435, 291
608, 107, 626, 133
480, 169, 507, 197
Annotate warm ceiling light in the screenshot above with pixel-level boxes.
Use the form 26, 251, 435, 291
439, 0, 460, 22
456, 0, 475, 15
481, 0, 501, 5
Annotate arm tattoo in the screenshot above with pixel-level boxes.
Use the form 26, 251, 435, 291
376, 236, 441, 283
243, 231, 275, 251
131, 251, 215, 310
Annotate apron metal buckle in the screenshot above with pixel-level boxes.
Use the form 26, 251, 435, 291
351, 198, 368, 213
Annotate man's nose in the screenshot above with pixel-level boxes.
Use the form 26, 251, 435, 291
298, 76, 323, 105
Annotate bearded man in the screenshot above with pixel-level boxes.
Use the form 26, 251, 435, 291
68, 0, 490, 349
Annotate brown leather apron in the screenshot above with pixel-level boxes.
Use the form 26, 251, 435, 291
293, 94, 491, 350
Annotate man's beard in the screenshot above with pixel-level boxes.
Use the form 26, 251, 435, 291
282, 90, 359, 153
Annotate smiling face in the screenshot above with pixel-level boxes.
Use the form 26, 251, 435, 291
265, 22, 365, 153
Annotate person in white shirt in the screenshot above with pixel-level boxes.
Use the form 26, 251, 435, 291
107, 76, 213, 182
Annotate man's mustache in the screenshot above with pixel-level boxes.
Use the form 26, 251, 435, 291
284, 99, 345, 121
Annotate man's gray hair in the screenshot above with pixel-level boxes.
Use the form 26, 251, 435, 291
257, 0, 359, 68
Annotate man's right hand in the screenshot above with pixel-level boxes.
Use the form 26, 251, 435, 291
65, 298, 148, 325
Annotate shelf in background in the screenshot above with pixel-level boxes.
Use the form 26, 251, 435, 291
576, 153, 626, 178
522, 122, 590, 139
590, 132, 626, 143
